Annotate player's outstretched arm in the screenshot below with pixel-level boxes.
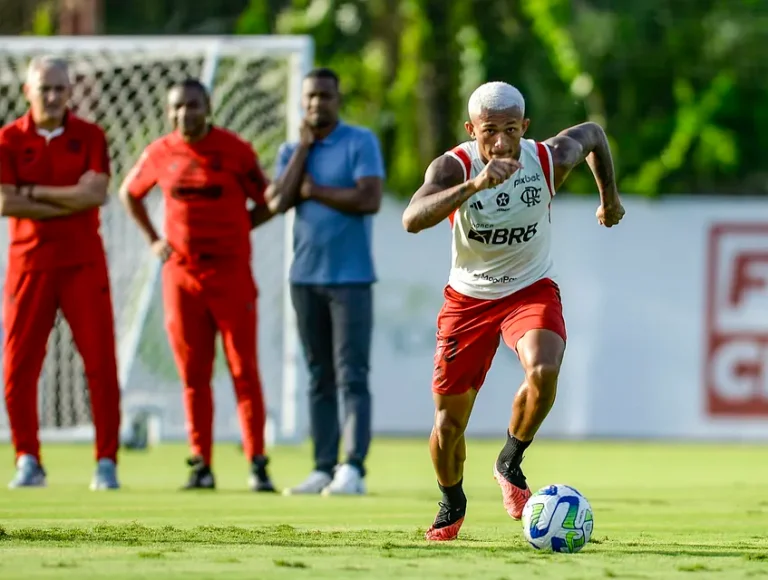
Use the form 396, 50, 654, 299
545, 121, 624, 227
403, 154, 522, 233
545, 122, 616, 193
402, 155, 472, 233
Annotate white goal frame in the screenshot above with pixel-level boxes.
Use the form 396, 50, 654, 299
0, 35, 314, 447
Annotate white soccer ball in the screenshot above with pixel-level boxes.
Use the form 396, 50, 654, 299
521, 483, 594, 553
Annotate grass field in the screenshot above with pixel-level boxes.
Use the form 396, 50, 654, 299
1, 439, 767, 579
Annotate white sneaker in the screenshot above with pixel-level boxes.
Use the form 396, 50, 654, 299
282, 470, 333, 495
321, 464, 366, 496
8, 454, 47, 488
89, 458, 120, 491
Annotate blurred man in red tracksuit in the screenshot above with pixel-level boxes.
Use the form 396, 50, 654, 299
0, 55, 121, 490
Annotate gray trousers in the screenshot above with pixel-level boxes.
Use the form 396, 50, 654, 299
290, 283, 372, 476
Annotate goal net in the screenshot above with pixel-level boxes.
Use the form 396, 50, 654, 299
0, 35, 312, 449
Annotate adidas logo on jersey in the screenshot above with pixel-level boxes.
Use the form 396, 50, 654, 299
467, 223, 539, 245
469, 200, 484, 210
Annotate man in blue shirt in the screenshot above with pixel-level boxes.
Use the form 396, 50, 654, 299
266, 68, 385, 495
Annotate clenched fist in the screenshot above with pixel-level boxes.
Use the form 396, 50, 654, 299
471, 158, 522, 192
300, 174, 314, 199
596, 197, 625, 228
151, 238, 174, 262
299, 120, 315, 148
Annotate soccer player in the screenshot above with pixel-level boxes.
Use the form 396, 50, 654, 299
0, 55, 121, 490
119, 79, 276, 492
266, 68, 385, 496
402, 82, 625, 541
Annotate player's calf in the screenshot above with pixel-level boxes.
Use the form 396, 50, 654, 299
492, 362, 558, 516
425, 478, 467, 541
521, 363, 559, 423
426, 392, 474, 540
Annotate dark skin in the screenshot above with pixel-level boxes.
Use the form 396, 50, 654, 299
0, 62, 108, 220
265, 76, 382, 215
119, 85, 272, 263
403, 106, 625, 488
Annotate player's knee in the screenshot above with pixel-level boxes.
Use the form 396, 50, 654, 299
434, 410, 466, 445
230, 366, 262, 394
525, 362, 560, 399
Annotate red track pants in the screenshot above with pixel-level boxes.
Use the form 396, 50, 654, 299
3, 259, 121, 463
162, 257, 266, 465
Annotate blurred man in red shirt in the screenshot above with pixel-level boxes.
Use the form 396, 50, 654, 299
0, 55, 121, 490
119, 79, 276, 492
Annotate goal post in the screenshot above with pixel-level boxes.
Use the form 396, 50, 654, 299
0, 35, 313, 448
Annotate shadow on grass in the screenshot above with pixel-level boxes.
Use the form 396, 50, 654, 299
1, 524, 766, 561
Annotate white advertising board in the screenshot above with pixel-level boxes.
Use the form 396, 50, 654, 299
3, 194, 767, 445
364, 195, 768, 440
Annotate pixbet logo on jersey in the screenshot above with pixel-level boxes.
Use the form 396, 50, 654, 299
513, 173, 541, 188
705, 223, 768, 416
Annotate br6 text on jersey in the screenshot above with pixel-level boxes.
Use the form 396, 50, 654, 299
467, 222, 539, 245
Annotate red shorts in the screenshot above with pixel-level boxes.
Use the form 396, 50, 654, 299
432, 278, 566, 396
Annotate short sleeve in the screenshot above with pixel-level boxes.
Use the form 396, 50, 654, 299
123, 148, 158, 199
0, 137, 17, 185
273, 142, 293, 180
243, 145, 269, 205
88, 126, 111, 175
353, 130, 385, 181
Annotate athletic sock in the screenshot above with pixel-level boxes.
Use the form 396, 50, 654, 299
496, 431, 531, 485
439, 478, 467, 507
433, 479, 467, 528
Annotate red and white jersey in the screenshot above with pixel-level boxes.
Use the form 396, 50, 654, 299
445, 138, 556, 300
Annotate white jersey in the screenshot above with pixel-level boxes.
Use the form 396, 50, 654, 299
445, 138, 556, 300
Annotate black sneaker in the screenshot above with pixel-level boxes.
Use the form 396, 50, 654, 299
493, 458, 532, 520
181, 456, 215, 490
249, 455, 276, 492
496, 458, 528, 490
425, 501, 467, 541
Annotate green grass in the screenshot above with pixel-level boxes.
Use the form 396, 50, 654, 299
1, 439, 768, 579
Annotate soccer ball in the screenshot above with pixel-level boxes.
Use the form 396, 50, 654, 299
521, 484, 594, 553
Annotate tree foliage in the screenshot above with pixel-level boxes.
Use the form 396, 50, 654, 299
103, 0, 768, 197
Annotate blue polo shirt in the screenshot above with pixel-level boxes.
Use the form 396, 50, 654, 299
274, 121, 385, 285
